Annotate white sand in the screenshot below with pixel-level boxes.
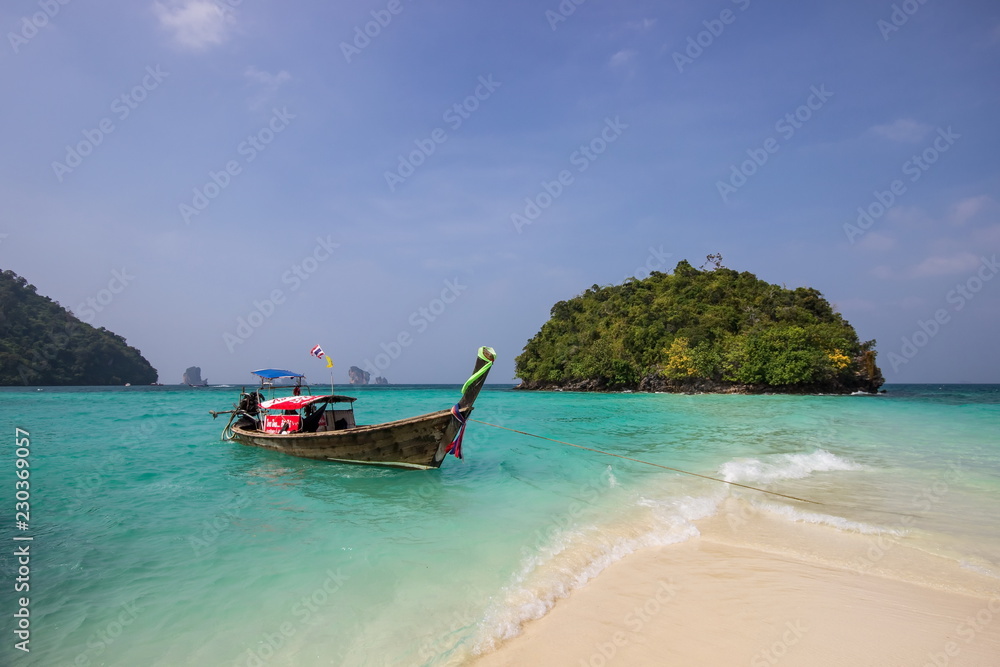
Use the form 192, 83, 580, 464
472, 503, 1000, 666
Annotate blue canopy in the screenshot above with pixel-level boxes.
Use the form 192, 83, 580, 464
251, 369, 304, 379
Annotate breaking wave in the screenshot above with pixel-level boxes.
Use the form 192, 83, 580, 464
718, 449, 865, 485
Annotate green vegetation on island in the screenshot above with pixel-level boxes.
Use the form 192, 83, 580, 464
515, 258, 884, 393
0, 269, 158, 385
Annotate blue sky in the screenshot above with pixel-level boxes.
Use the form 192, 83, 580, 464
1, 0, 998, 385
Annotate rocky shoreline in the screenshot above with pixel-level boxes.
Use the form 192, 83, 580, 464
514, 374, 884, 395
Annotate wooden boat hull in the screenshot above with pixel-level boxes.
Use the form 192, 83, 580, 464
218, 346, 495, 469
230, 406, 471, 470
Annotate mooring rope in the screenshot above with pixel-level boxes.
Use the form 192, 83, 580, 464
469, 419, 825, 506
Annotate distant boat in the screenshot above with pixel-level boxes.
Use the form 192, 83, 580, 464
210, 347, 495, 470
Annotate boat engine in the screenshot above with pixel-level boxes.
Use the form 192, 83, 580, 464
237, 390, 264, 416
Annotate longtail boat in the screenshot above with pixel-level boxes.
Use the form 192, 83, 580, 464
210, 347, 495, 470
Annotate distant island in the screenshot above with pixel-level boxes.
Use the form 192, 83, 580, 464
349, 366, 370, 384
348, 366, 389, 385
183, 366, 208, 386
515, 258, 884, 394
0, 269, 158, 385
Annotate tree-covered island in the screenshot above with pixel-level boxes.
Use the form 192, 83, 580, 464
515, 259, 884, 394
0, 269, 158, 385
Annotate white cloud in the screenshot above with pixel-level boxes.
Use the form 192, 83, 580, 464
245, 66, 291, 108
886, 205, 933, 228
154, 1, 234, 51
871, 265, 894, 280
856, 231, 895, 252
908, 252, 981, 277
626, 18, 657, 31
609, 49, 637, 68
245, 67, 291, 88
948, 195, 994, 226
869, 118, 932, 143
971, 223, 1000, 250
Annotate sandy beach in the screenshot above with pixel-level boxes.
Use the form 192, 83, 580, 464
472, 500, 1000, 666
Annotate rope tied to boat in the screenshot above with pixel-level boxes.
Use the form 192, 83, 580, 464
469, 419, 824, 506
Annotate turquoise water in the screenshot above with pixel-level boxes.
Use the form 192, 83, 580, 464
1, 384, 999, 666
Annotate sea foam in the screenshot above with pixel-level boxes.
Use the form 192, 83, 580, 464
470, 487, 726, 656
718, 448, 865, 485
748, 498, 904, 535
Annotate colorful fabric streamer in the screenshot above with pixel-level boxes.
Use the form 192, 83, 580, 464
446, 403, 467, 459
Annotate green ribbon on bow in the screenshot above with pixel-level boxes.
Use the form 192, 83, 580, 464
461, 346, 496, 396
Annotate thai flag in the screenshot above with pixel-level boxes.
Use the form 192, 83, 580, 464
311, 344, 334, 368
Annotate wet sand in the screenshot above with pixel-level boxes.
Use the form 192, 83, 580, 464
472, 503, 1000, 666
